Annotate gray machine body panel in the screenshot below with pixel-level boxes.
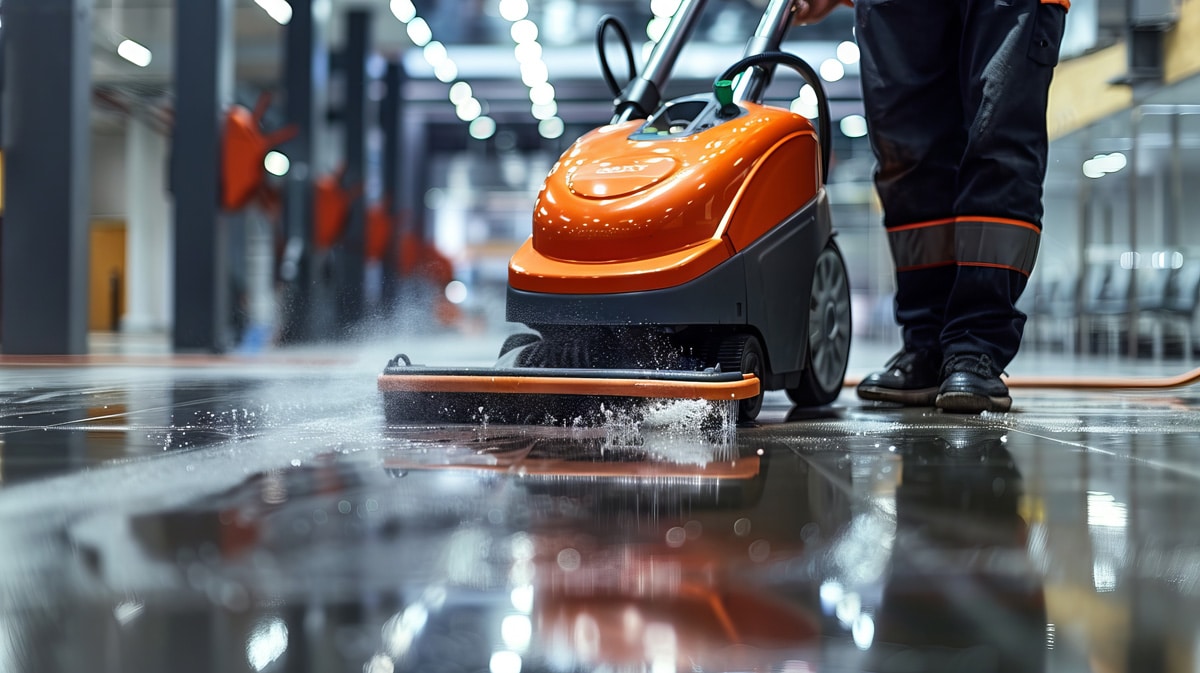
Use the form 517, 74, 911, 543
505, 192, 834, 390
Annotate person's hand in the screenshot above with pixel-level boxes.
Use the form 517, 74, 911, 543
791, 0, 850, 24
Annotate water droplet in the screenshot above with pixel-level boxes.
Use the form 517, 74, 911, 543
665, 527, 687, 548
557, 548, 582, 571
749, 539, 771, 562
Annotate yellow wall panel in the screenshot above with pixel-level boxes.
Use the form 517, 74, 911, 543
1047, 44, 1134, 140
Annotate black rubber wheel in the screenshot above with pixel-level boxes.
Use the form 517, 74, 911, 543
499, 332, 542, 358
788, 241, 852, 407
719, 333, 765, 422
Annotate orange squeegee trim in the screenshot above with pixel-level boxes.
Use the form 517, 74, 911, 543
378, 372, 760, 401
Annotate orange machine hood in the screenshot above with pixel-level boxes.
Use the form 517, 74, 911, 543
511, 104, 821, 295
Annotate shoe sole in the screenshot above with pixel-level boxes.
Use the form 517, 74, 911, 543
857, 385, 939, 407
935, 392, 1012, 414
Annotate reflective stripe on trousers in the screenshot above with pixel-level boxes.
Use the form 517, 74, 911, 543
888, 217, 1041, 277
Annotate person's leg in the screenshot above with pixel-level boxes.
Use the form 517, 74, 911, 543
855, 0, 962, 404
938, 0, 1066, 411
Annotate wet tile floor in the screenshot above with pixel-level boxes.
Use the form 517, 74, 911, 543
1, 348, 1199, 673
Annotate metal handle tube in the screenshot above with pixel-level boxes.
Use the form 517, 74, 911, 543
612, 0, 708, 123
734, 0, 797, 104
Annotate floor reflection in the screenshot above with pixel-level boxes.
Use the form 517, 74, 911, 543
864, 430, 1045, 673
1, 363, 1199, 672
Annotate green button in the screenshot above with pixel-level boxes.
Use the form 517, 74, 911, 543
715, 79, 735, 107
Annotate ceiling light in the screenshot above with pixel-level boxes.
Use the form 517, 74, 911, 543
407, 17, 433, 46
651, 0, 682, 18
531, 101, 558, 120
449, 81, 474, 105
498, 0, 530, 22
254, 0, 293, 25
836, 40, 860, 65
528, 82, 555, 105
434, 59, 459, 83
646, 16, 670, 42
819, 58, 845, 82
264, 151, 291, 177
1151, 250, 1185, 269
423, 41, 448, 66
456, 97, 483, 122
514, 41, 543, 63
790, 100, 819, 118
117, 39, 152, 67
520, 60, 549, 87
1082, 152, 1128, 178
797, 84, 818, 107
469, 117, 497, 141
510, 19, 539, 44
390, 0, 417, 23
539, 117, 565, 139
839, 114, 868, 138
1096, 152, 1127, 173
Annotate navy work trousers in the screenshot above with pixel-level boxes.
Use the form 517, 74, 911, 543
856, 0, 1067, 370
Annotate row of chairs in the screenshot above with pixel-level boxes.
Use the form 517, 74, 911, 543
1025, 262, 1200, 360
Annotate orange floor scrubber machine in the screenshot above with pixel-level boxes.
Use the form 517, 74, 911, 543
379, 0, 851, 425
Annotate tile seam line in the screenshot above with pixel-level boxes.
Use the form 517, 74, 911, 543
1007, 427, 1200, 480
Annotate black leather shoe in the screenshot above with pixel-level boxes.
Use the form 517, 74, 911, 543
857, 350, 941, 406
935, 354, 1012, 413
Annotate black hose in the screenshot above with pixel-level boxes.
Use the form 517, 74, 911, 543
715, 52, 832, 184
596, 15, 637, 99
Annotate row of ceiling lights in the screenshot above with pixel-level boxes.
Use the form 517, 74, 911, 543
646, 0, 869, 139
793, 36, 868, 139
500, 0, 567, 140
391, 0, 566, 141
112, 1, 871, 141
112, 0, 294, 68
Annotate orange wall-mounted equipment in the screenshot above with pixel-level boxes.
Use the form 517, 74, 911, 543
366, 202, 393, 263
313, 167, 363, 251
221, 93, 297, 212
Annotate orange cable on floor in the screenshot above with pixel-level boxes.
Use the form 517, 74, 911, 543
844, 365, 1200, 390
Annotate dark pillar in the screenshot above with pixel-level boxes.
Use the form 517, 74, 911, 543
171, 0, 233, 352
337, 9, 371, 330
407, 116, 430, 242
279, 0, 328, 343
380, 60, 407, 308
0, 26, 7, 138
1122, 0, 1177, 86
1, 0, 92, 355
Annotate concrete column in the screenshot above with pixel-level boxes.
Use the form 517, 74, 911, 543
0, 28, 6, 139
1, 0, 93, 355
336, 9, 372, 331
123, 115, 173, 334
171, 0, 233, 352
278, 0, 329, 344
379, 61, 407, 308
406, 115, 430, 241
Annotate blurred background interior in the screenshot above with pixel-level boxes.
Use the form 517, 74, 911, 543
2, 0, 1198, 366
